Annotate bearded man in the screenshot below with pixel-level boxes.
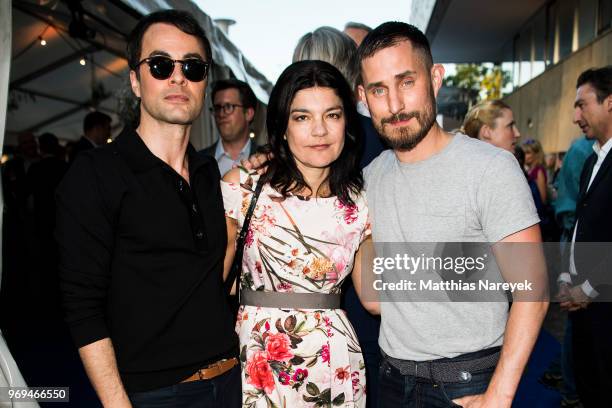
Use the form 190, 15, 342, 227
357, 22, 548, 408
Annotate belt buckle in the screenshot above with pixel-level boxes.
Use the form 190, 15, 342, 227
197, 359, 224, 380
460, 371, 472, 382
213, 358, 228, 370
210, 358, 231, 372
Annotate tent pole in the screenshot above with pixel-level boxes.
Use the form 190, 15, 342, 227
0, 1, 40, 405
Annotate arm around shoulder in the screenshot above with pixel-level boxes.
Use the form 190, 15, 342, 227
222, 166, 241, 184
221, 167, 241, 287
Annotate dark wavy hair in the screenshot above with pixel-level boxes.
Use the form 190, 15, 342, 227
127, 10, 212, 71
263, 60, 364, 205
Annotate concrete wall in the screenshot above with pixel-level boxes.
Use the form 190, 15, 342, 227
504, 30, 611, 153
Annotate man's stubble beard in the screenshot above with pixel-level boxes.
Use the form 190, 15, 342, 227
140, 97, 201, 127
219, 121, 249, 144
373, 85, 437, 151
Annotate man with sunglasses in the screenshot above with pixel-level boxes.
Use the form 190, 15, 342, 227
56, 10, 240, 408
201, 79, 259, 177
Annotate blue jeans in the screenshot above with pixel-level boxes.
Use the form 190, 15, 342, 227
378, 355, 494, 408
128, 365, 241, 408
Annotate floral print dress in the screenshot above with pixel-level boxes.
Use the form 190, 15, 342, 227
221, 169, 370, 408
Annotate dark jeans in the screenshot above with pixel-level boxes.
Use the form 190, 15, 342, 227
128, 365, 241, 408
378, 354, 494, 408
560, 317, 577, 399
571, 303, 612, 408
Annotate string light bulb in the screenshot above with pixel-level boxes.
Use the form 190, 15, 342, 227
39, 36, 47, 46
79, 57, 86, 66
249, 131, 255, 139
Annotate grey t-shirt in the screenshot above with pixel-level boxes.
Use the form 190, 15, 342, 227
364, 133, 539, 361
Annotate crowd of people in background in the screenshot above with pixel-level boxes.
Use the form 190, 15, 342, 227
0, 8, 610, 408
1, 110, 112, 315
461, 99, 573, 243
459, 70, 612, 407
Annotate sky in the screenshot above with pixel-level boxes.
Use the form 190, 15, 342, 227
196, 0, 432, 83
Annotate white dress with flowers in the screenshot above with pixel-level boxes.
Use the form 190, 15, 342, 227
221, 169, 369, 408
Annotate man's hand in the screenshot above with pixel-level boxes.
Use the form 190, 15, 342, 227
453, 393, 484, 407
79, 339, 133, 408
452, 392, 507, 408
555, 282, 571, 302
559, 284, 591, 311
241, 151, 272, 174
568, 284, 590, 304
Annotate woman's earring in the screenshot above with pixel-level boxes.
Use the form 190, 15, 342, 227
283, 135, 287, 140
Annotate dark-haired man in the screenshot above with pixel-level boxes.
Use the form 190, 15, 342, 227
356, 22, 548, 407
560, 65, 612, 407
69, 111, 111, 163
56, 10, 240, 407
201, 79, 258, 176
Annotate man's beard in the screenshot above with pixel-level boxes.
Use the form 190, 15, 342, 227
373, 88, 437, 151
219, 122, 249, 143
141, 99, 199, 127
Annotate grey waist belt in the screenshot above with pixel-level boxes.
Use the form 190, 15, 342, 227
240, 289, 341, 309
381, 348, 500, 383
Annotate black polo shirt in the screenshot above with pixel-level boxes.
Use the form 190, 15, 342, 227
56, 127, 238, 392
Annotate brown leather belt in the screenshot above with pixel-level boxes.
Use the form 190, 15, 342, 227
181, 357, 239, 383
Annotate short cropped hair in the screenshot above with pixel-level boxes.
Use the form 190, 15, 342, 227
344, 22, 372, 33
126, 10, 212, 71
211, 78, 257, 111
83, 111, 111, 133
576, 66, 612, 103
292, 26, 359, 89
357, 21, 433, 71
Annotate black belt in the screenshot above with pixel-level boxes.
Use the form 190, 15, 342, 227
381, 347, 500, 383
240, 289, 341, 309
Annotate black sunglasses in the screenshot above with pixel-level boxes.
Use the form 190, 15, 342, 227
136, 56, 209, 82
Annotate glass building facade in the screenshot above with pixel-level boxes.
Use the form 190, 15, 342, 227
505, 0, 611, 92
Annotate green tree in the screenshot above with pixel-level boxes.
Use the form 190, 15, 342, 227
444, 64, 511, 105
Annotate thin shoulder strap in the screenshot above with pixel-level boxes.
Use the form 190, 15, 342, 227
224, 179, 264, 294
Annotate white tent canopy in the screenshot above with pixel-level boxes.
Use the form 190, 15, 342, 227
5, 0, 272, 148
0, 2, 34, 405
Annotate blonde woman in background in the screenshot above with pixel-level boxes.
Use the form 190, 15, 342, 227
522, 139, 548, 204
461, 99, 521, 153
462, 100, 551, 234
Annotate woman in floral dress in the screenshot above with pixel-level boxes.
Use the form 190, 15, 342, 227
221, 60, 377, 407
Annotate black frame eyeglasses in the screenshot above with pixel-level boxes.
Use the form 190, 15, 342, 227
135, 56, 210, 82
210, 103, 244, 115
